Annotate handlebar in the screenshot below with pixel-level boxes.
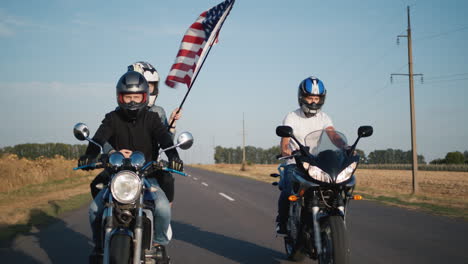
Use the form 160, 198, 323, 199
142, 161, 188, 177
276, 151, 301, 160
163, 167, 188, 176
73, 160, 187, 177
73, 162, 103, 170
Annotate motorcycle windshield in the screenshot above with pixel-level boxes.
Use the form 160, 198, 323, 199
304, 129, 349, 177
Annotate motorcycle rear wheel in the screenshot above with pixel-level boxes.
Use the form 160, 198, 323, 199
318, 216, 350, 264
109, 234, 132, 264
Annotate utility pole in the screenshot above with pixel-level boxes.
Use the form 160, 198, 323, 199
391, 6, 423, 194
212, 135, 215, 164
241, 112, 247, 171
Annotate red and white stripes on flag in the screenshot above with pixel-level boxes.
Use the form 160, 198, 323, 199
165, 0, 235, 89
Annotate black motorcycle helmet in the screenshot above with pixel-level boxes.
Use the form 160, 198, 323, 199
116, 71, 149, 119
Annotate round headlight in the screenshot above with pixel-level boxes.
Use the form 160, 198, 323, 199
109, 152, 125, 168
110, 170, 142, 204
130, 151, 146, 169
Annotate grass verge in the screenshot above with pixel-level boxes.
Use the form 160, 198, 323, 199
0, 175, 93, 244
0, 193, 91, 243
353, 191, 467, 219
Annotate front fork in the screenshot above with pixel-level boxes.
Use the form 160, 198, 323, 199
103, 191, 113, 264
132, 194, 144, 264
311, 195, 322, 255
101, 192, 145, 264
310, 192, 346, 256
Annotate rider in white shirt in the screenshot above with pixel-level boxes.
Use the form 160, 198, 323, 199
276, 76, 336, 235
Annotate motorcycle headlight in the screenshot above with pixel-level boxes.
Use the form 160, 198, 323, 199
303, 162, 331, 183
336, 162, 357, 183
110, 170, 142, 204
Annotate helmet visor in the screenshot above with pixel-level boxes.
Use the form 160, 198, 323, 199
118, 93, 147, 105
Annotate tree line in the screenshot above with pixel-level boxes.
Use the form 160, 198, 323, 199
2, 143, 467, 165
0, 143, 87, 160
429, 151, 468, 165
366, 148, 426, 164
214, 146, 468, 165
214, 145, 281, 164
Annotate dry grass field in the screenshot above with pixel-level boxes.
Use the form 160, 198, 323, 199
0, 154, 94, 227
190, 163, 468, 219
0, 154, 90, 192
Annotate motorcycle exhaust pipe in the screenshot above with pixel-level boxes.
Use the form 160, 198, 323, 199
132, 197, 144, 264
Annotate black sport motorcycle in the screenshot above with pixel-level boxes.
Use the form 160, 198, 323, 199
73, 123, 193, 264
272, 125, 373, 263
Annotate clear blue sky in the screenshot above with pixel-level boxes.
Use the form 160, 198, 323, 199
1, 0, 467, 164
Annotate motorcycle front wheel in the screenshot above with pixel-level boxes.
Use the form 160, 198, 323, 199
318, 216, 350, 264
284, 236, 305, 261
109, 234, 132, 264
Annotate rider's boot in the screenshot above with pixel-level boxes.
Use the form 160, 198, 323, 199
146, 245, 171, 264
89, 218, 103, 264
276, 214, 287, 236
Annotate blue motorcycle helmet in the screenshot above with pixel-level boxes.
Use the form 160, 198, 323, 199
297, 76, 327, 117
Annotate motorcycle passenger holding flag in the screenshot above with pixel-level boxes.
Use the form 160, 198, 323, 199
129, 61, 182, 137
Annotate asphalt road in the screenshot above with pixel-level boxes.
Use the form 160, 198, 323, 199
1, 166, 467, 263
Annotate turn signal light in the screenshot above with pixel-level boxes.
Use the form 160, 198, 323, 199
288, 195, 299, 202
353, 195, 363, 200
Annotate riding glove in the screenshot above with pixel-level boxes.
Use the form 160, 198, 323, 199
168, 157, 184, 172
78, 155, 97, 170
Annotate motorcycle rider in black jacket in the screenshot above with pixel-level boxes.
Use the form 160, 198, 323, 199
90, 61, 181, 203
79, 71, 182, 262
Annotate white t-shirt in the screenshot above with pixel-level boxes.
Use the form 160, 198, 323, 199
282, 108, 333, 164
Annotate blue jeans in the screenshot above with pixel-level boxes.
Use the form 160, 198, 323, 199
89, 177, 172, 246
277, 164, 296, 224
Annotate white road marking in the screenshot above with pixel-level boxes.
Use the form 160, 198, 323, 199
201, 182, 208, 187
193, 177, 198, 180
219, 192, 235, 202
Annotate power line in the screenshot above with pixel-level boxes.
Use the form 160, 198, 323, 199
422, 77, 468, 84
357, 30, 407, 76
415, 25, 468, 42
424, 72, 468, 81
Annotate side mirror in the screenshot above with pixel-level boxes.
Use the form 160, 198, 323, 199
176, 132, 194, 150
74, 123, 90, 141
276, 126, 293, 137
73, 123, 103, 154
358, 126, 373, 138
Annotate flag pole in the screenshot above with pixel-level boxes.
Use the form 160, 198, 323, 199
167, 1, 234, 130
167, 36, 216, 130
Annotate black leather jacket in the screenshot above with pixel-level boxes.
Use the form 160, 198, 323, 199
85, 108, 179, 161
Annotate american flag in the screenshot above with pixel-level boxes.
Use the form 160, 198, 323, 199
165, 0, 235, 88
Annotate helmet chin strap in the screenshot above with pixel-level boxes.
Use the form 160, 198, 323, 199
301, 104, 319, 117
